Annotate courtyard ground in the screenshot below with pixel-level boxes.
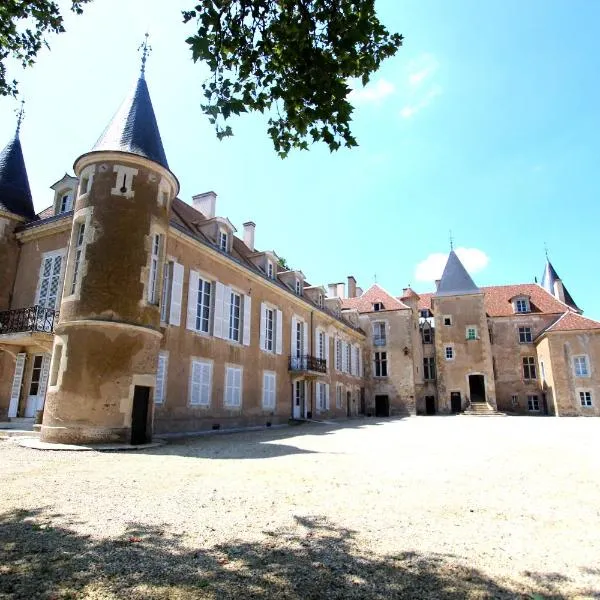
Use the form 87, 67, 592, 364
0, 416, 599, 599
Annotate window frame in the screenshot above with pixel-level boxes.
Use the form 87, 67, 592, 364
374, 351, 388, 377
578, 390, 593, 408
466, 326, 478, 341
423, 356, 435, 381
514, 298, 530, 314
155, 351, 168, 405
262, 371, 276, 410
522, 356, 537, 381
518, 326, 533, 344
195, 276, 213, 334
372, 321, 386, 346
373, 302, 383, 312
228, 290, 242, 342
148, 233, 162, 305
189, 358, 212, 407
218, 230, 228, 252
527, 394, 540, 412
224, 365, 243, 407
443, 315, 453, 326
573, 355, 590, 378
445, 345, 454, 361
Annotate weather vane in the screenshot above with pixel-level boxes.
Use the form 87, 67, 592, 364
15, 99, 25, 136
544, 241, 549, 259
449, 229, 454, 251
138, 33, 152, 77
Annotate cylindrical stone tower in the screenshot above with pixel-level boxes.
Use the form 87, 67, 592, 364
41, 66, 179, 445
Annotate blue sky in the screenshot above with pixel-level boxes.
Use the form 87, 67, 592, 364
1, 0, 599, 317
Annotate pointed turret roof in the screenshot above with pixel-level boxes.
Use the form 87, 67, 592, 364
541, 259, 579, 312
434, 250, 481, 297
92, 75, 169, 169
0, 133, 35, 220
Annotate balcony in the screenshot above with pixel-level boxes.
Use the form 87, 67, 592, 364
0, 306, 58, 352
288, 355, 327, 375
373, 335, 387, 347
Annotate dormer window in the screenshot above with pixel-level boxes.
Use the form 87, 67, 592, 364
267, 261, 274, 279
514, 298, 530, 313
373, 302, 383, 312
59, 193, 72, 214
218, 231, 228, 252
318, 294, 323, 307
420, 309, 429, 318
295, 279, 302, 295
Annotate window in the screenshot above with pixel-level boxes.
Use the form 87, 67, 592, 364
218, 230, 228, 252
228, 291, 241, 342
295, 279, 302, 295
264, 307, 274, 351
373, 302, 383, 312
443, 315, 452, 326
346, 343, 352, 374
423, 357, 435, 380
527, 395, 540, 411
374, 352, 388, 377
317, 382, 329, 411
579, 390, 593, 407
373, 322, 386, 346
511, 394, 519, 407
354, 346, 360, 376
79, 176, 90, 196
161, 262, 172, 322
190, 359, 212, 406
317, 330, 326, 360
267, 261, 274, 279
318, 294, 323, 308
148, 234, 161, 304
29, 355, 43, 395
155, 352, 168, 404
466, 326, 477, 340
225, 366, 242, 407
262, 371, 276, 409
523, 356, 537, 380
573, 355, 590, 377
420, 309, 429, 318
59, 193, 72, 214
195, 277, 212, 333
422, 324, 432, 344
37, 252, 64, 309
518, 327, 532, 343
515, 298, 530, 313
295, 320, 304, 357
70, 222, 86, 295
336, 339, 342, 371
445, 346, 454, 360
336, 384, 343, 409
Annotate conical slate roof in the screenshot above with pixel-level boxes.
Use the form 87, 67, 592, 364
0, 134, 35, 220
92, 76, 169, 169
541, 259, 579, 311
434, 250, 481, 297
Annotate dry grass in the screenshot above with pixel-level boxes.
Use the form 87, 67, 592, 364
1, 416, 599, 599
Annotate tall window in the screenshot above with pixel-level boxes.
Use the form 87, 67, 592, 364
225, 366, 242, 407
518, 327, 532, 343
354, 346, 360, 376
527, 395, 539, 411
317, 382, 328, 411
579, 390, 592, 407
148, 234, 161, 304
373, 322, 386, 346
515, 298, 530, 313
421, 324, 432, 344
573, 355, 590, 377
196, 277, 212, 333
59, 193, 72, 214
228, 291, 241, 342
267, 261, 274, 279
295, 321, 303, 357
346, 343, 352, 374
38, 253, 63, 309
318, 330, 326, 360
335, 339, 342, 371
423, 357, 435, 380
190, 359, 212, 406
70, 222, 86, 295
523, 356, 537, 380
262, 371, 276, 409
264, 307, 274, 351
219, 231, 228, 252
374, 352, 388, 377
295, 279, 302, 295
336, 384, 343, 408
161, 262, 172, 322
445, 346, 454, 360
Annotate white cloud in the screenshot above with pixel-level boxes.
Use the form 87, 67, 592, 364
400, 85, 442, 119
408, 54, 439, 87
348, 78, 395, 104
414, 247, 490, 283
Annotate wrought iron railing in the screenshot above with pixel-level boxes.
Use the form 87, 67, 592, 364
288, 355, 327, 373
0, 306, 59, 334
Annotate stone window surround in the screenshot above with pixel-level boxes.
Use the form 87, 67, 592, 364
443, 315, 453, 326
573, 355, 590, 378
444, 345, 455, 360
577, 388, 593, 408
518, 325, 533, 344
527, 394, 540, 412
466, 325, 478, 340
513, 296, 531, 314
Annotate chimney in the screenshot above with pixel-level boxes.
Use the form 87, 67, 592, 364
553, 279, 566, 303
435, 279, 441, 291
243, 221, 256, 251
192, 191, 217, 219
347, 276, 357, 299
336, 282, 346, 299
328, 283, 338, 298
402, 287, 409, 297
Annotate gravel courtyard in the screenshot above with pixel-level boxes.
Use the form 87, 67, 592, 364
1, 416, 599, 599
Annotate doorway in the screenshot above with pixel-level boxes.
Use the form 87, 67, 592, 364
346, 391, 352, 417
450, 391, 462, 413
131, 386, 151, 445
375, 395, 390, 417
25, 355, 44, 418
293, 380, 305, 419
425, 395, 436, 415
468, 374, 486, 403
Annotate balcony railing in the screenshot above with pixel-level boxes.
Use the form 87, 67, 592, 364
373, 335, 387, 347
0, 306, 59, 335
288, 355, 327, 373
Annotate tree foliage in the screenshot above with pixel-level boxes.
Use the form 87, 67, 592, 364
0, 0, 403, 156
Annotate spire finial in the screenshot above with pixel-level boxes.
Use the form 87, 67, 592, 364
138, 33, 152, 78
449, 229, 454, 251
544, 241, 549, 260
15, 99, 25, 137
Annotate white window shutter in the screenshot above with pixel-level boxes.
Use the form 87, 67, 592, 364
213, 281, 225, 338
291, 316, 297, 356
259, 303, 267, 350
170, 262, 184, 326
326, 383, 330, 409
275, 309, 283, 355
186, 270, 199, 331
202, 362, 212, 406
222, 285, 232, 339
243, 295, 252, 346
314, 328, 320, 356
36, 354, 51, 411
325, 334, 330, 368
342, 342, 347, 372
8, 353, 26, 418
303, 322, 308, 357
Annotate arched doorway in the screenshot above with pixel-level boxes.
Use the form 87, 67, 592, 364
468, 374, 486, 403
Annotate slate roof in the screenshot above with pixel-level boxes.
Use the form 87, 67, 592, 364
0, 134, 36, 219
341, 284, 410, 313
92, 76, 169, 170
541, 259, 579, 312
434, 250, 481, 297
543, 311, 600, 333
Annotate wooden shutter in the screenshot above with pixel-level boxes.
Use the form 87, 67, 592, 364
259, 303, 267, 350
170, 262, 184, 326
314, 328, 320, 356
36, 354, 51, 411
325, 334, 330, 368
290, 316, 297, 356
242, 295, 252, 346
200, 362, 212, 406
186, 270, 199, 331
213, 282, 225, 338
235, 368, 242, 406
275, 309, 283, 355
325, 383, 330, 409
303, 322, 308, 357
8, 353, 26, 418
342, 342, 347, 372
222, 285, 232, 339
155, 352, 168, 404
358, 348, 363, 377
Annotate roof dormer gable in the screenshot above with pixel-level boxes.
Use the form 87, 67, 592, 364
279, 269, 306, 296
247, 250, 280, 279
50, 173, 78, 216
197, 216, 237, 253
304, 285, 326, 307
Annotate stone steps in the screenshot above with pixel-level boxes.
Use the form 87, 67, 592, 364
463, 402, 504, 416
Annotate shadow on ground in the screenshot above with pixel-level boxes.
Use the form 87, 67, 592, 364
1, 509, 594, 599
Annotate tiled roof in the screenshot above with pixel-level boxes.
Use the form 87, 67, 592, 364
0, 134, 35, 219
36, 205, 54, 220
92, 76, 169, 169
342, 284, 410, 313
544, 311, 600, 333
434, 250, 480, 297
541, 259, 579, 312
416, 284, 572, 317
401, 287, 420, 300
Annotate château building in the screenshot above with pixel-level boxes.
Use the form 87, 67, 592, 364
1, 61, 598, 445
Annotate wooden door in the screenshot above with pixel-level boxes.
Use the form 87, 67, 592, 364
131, 386, 151, 445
